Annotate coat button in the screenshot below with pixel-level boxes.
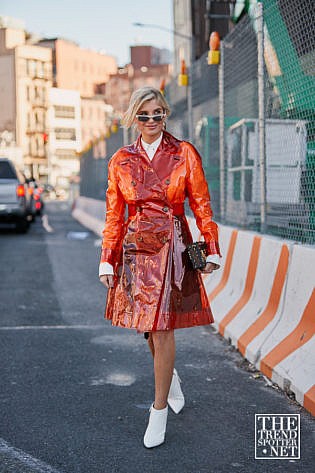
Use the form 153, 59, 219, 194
131, 180, 136, 186
137, 236, 143, 241
165, 179, 170, 185
162, 206, 169, 212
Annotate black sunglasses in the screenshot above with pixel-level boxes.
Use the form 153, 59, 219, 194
136, 113, 166, 122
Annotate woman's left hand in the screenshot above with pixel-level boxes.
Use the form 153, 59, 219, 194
200, 262, 219, 274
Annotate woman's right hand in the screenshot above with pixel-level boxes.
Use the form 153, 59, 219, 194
100, 275, 115, 288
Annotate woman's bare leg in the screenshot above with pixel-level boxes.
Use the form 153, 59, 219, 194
147, 333, 155, 357
151, 331, 175, 410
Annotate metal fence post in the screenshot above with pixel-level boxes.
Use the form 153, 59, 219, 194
219, 40, 225, 223
187, 36, 195, 143
257, 1, 267, 233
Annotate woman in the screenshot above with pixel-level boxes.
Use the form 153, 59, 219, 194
99, 86, 221, 448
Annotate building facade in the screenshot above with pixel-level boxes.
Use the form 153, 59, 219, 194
0, 20, 52, 179
81, 97, 113, 150
47, 88, 82, 189
105, 45, 172, 114
38, 38, 117, 152
37, 38, 117, 97
173, 0, 232, 74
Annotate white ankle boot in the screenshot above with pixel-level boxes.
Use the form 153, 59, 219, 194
167, 368, 185, 414
143, 404, 168, 448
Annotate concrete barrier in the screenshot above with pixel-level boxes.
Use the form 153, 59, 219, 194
204, 227, 238, 301
227, 239, 291, 359
72, 196, 105, 237
186, 218, 237, 301
73, 196, 315, 415
257, 246, 315, 414
210, 231, 261, 330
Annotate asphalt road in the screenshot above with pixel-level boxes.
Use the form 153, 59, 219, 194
0, 201, 314, 473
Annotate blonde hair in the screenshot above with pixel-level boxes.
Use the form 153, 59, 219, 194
122, 86, 171, 129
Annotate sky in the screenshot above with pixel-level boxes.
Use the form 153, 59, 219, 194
0, 0, 173, 66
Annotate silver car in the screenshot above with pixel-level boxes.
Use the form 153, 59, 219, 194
0, 158, 32, 233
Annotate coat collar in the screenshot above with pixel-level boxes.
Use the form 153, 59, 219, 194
122, 131, 184, 184
133, 130, 181, 155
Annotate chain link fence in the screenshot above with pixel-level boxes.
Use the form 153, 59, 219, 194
80, 129, 124, 201
79, 0, 314, 244
167, 0, 315, 244
222, 0, 315, 243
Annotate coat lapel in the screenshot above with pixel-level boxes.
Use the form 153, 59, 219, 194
133, 131, 184, 184
120, 132, 185, 204
151, 131, 184, 182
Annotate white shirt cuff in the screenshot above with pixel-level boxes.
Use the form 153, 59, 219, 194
206, 254, 221, 268
99, 262, 114, 277
99, 255, 221, 276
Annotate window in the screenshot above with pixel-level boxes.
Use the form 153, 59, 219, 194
54, 128, 76, 140
0, 161, 16, 179
55, 149, 77, 159
38, 62, 44, 78
27, 59, 36, 77
54, 106, 75, 119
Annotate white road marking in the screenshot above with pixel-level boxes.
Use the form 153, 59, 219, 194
90, 372, 136, 387
0, 325, 105, 331
0, 438, 64, 473
105, 372, 136, 386
41, 214, 54, 233
66, 231, 90, 240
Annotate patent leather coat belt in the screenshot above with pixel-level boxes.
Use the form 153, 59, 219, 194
128, 202, 185, 218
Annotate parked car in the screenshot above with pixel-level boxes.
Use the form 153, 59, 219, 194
0, 158, 32, 232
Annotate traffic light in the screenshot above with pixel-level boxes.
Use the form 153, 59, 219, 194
111, 119, 119, 133
208, 32, 220, 65
160, 78, 166, 95
178, 59, 188, 86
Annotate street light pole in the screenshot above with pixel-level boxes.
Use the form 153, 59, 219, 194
133, 22, 194, 143
133, 22, 192, 40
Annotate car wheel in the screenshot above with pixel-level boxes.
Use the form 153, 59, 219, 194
16, 218, 30, 233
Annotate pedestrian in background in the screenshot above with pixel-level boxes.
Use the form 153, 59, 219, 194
99, 86, 221, 448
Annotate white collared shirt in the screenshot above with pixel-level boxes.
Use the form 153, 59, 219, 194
141, 133, 163, 160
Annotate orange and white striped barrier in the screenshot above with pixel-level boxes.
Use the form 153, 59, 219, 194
209, 230, 261, 330
226, 238, 291, 359
257, 245, 315, 414
200, 224, 315, 416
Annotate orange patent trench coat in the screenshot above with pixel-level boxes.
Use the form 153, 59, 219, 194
100, 131, 221, 333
